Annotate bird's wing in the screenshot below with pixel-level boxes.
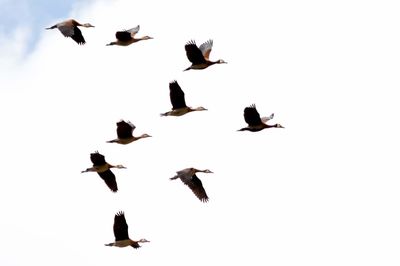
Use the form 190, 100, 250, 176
98, 170, 118, 192
90, 152, 106, 166
113, 211, 130, 241
116, 120, 135, 139
261, 113, 274, 123
169, 81, 187, 109
199, 39, 213, 60
116, 31, 133, 41
244, 104, 263, 126
127, 25, 140, 36
70, 26, 86, 44
182, 174, 209, 202
57, 24, 75, 37
185, 40, 207, 64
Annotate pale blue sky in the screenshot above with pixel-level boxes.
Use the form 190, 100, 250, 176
0, 0, 75, 54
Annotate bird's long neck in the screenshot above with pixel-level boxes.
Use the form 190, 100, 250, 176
110, 164, 125, 169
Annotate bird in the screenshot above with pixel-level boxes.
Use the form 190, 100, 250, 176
45, 19, 94, 45
170, 168, 213, 202
161, 80, 207, 116
81, 151, 126, 192
105, 211, 150, 249
106, 25, 153, 46
238, 104, 284, 132
107, 120, 151, 145
184, 39, 226, 71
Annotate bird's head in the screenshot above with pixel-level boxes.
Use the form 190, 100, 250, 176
142, 36, 153, 40
138, 238, 150, 243
82, 23, 95, 28
217, 59, 227, 64
106, 42, 117, 46
196, 169, 213, 174
275, 124, 284, 128
113, 164, 127, 169
140, 133, 152, 139
195, 106, 208, 112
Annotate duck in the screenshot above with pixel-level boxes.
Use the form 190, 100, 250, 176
105, 211, 150, 249
106, 25, 152, 46
46, 19, 94, 45
238, 104, 284, 132
161, 80, 207, 116
81, 151, 126, 192
170, 168, 213, 202
184, 39, 226, 71
107, 120, 151, 145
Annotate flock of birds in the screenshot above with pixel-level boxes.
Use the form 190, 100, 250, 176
46, 18, 284, 250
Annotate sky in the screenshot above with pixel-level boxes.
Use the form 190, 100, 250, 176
1, 0, 400, 265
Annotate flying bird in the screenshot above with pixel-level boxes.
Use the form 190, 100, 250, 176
184, 39, 226, 71
106, 25, 153, 46
46, 19, 94, 45
107, 120, 151, 145
161, 80, 207, 116
105, 211, 150, 249
238, 104, 284, 132
170, 168, 213, 202
81, 151, 126, 192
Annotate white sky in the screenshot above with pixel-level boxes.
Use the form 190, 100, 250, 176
1, 0, 400, 265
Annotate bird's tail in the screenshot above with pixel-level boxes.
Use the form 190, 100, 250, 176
170, 175, 179, 180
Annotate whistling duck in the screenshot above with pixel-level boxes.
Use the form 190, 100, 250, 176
105, 211, 150, 249
238, 104, 284, 132
184, 39, 226, 71
81, 151, 126, 192
107, 120, 151, 145
161, 80, 207, 116
106, 25, 153, 46
170, 168, 213, 202
46, 19, 94, 45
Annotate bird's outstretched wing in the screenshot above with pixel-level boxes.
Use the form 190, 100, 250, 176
90, 152, 106, 166
182, 174, 209, 202
58, 24, 85, 44
98, 170, 118, 192
185, 40, 207, 64
113, 211, 129, 241
127, 25, 140, 36
116, 120, 135, 139
244, 104, 262, 126
169, 81, 187, 109
199, 39, 213, 60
